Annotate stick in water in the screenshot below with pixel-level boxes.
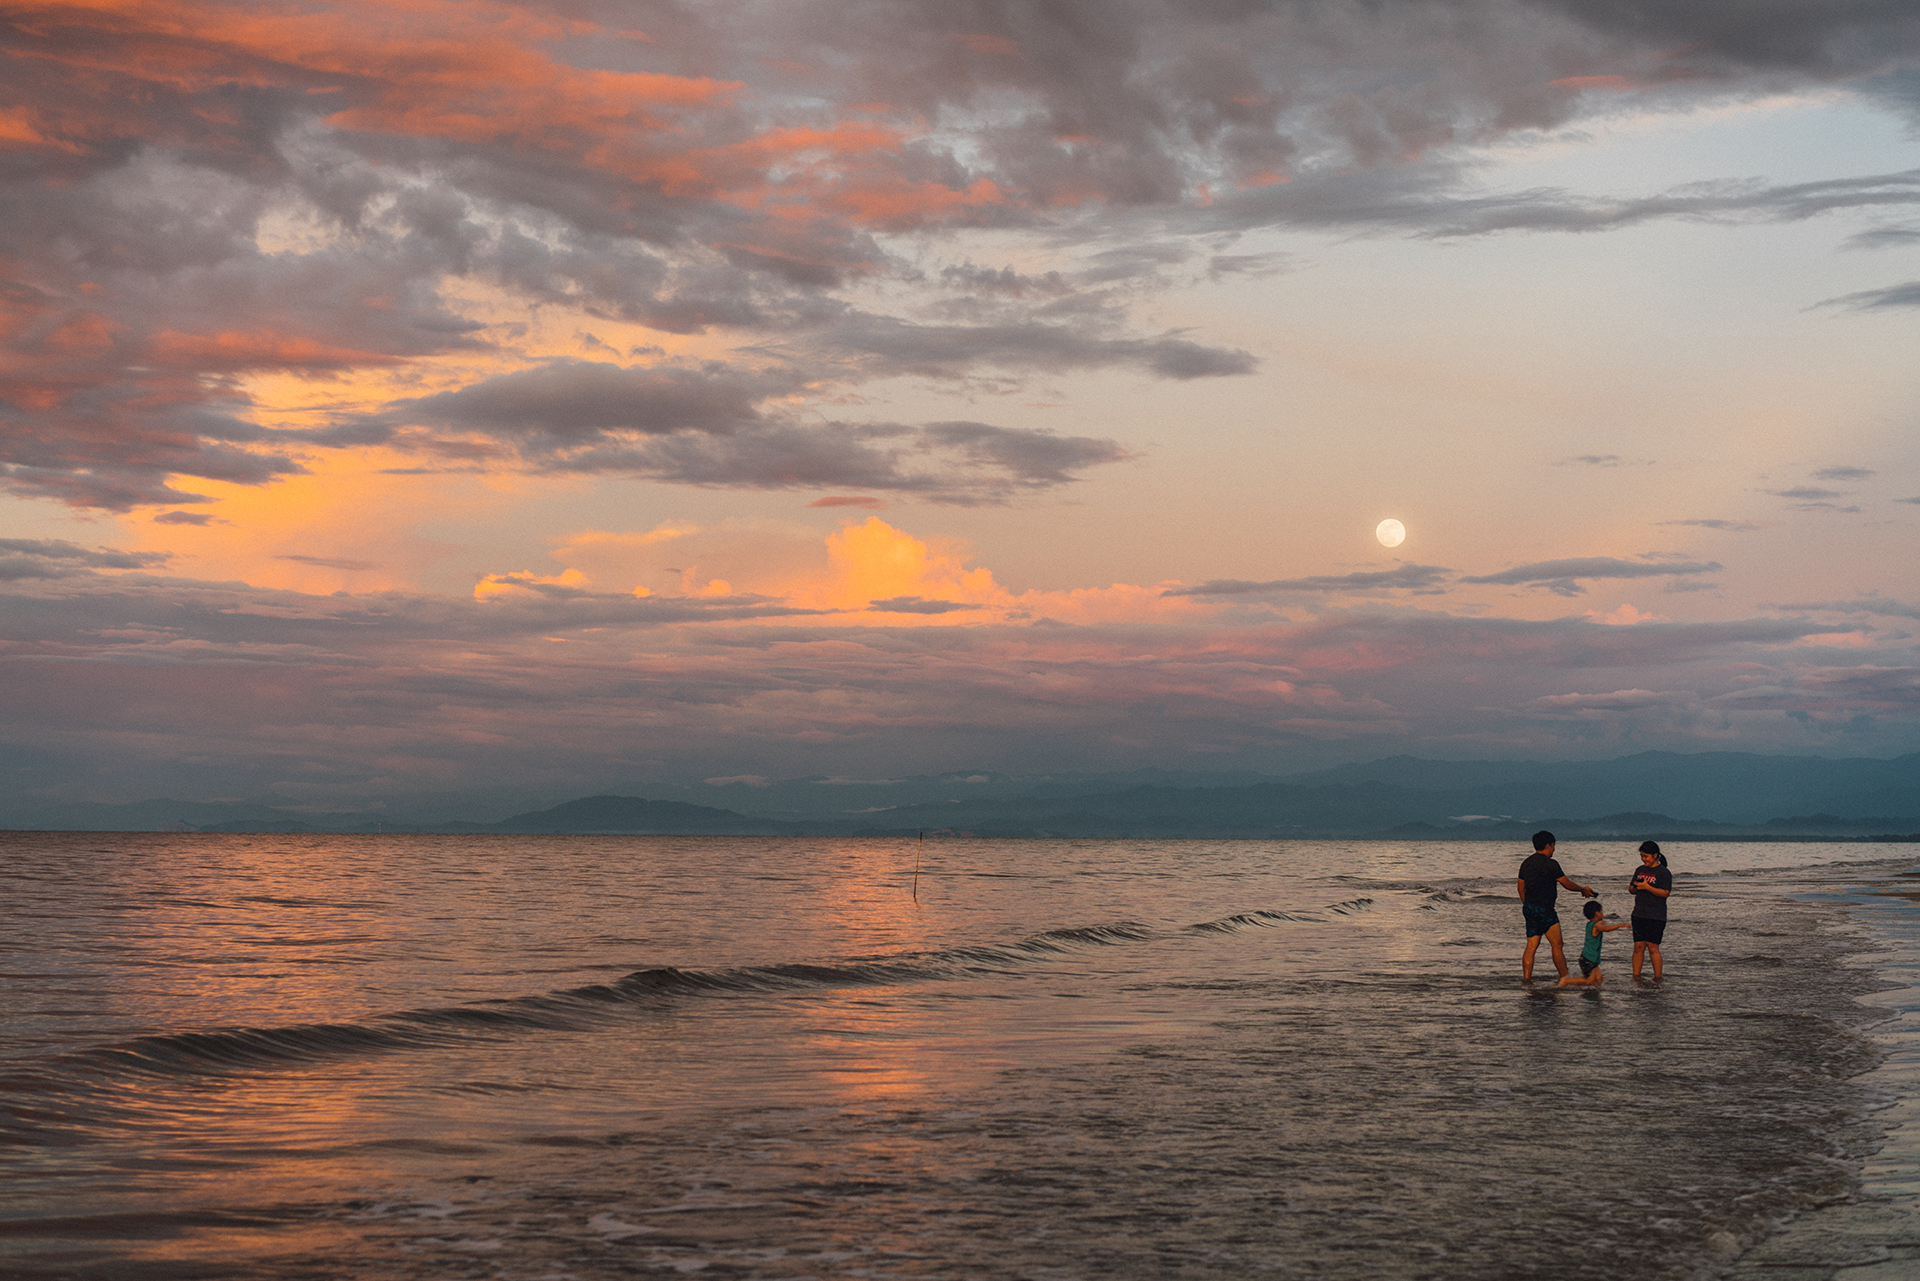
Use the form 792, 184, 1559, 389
913, 830, 923, 902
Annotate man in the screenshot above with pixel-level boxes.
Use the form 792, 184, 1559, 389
1518, 829, 1596, 982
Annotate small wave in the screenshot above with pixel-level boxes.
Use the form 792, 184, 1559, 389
60, 899, 1368, 1081
1187, 899, 1373, 934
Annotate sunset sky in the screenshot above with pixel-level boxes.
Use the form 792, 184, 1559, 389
5, 0, 1920, 808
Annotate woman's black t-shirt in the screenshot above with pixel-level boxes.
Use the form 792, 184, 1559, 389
1632, 865, 1673, 920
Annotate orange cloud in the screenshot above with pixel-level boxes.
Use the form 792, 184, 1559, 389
149, 330, 407, 372
119, 449, 491, 593
808, 496, 884, 509
501, 516, 1222, 629
1550, 75, 1636, 91
6, 0, 1006, 232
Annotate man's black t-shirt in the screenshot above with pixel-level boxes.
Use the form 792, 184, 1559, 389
1632, 865, 1673, 920
1519, 853, 1564, 906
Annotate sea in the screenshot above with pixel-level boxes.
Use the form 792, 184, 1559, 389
4, 831, 1920, 1280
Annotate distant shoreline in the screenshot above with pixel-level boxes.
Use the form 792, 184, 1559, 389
5, 827, 1918, 842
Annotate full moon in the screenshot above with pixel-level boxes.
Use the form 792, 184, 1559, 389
1376, 518, 1406, 548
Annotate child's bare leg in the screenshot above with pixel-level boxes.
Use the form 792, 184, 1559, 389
1648, 944, 1662, 980
1632, 941, 1646, 977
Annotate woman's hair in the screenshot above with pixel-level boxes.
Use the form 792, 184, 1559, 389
1584, 899, 1604, 920
1638, 839, 1667, 867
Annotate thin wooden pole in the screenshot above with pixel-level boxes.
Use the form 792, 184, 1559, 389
913, 830, 923, 902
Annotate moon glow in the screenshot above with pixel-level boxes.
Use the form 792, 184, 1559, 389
1376, 518, 1406, 548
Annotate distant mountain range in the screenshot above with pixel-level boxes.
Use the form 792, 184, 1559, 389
6, 751, 1920, 839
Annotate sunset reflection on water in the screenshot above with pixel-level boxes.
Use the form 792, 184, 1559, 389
4, 833, 1912, 1280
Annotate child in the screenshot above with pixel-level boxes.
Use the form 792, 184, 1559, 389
1559, 899, 1630, 987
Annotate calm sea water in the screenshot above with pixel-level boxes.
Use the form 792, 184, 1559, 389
2, 832, 1917, 1280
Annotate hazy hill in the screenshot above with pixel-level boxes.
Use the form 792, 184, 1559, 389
5, 751, 1918, 836
1277, 752, 1920, 824
483, 795, 790, 835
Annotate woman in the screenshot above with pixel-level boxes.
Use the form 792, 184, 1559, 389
1629, 840, 1673, 979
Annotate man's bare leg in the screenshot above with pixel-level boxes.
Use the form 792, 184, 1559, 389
1632, 941, 1646, 978
1523, 933, 1541, 981
1545, 922, 1569, 979
1647, 943, 1662, 980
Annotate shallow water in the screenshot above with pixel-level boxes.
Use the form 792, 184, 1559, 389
1, 832, 1916, 1279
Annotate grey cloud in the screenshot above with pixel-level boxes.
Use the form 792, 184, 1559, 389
553, 418, 1129, 502
3, 569, 837, 654
1778, 596, 1920, 620
0, 539, 171, 581
1164, 564, 1452, 597
359, 361, 784, 451
6, 0, 1920, 512
921, 422, 1133, 484
1206, 253, 1290, 280
276, 555, 379, 571
763, 1, 1920, 220
1192, 165, 1920, 241
1899, 496, 1920, 505
1815, 467, 1876, 480
1817, 280, 1920, 310
1566, 454, 1622, 466
152, 512, 219, 526
322, 361, 1131, 498
1077, 243, 1193, 285
809, 314, 1257, 381
1866, 67, 1920, 123
1530, 688, 1696, 712
867, 597, 985, 614
9, 562, 1907, 802
1763, 483, 1865, 513
1538, 0, 1920, 73
1657, 519, 1759, 531
940, 265, 1072, 297
1843, 224, 1920, 249
1460, 557, 1720, 596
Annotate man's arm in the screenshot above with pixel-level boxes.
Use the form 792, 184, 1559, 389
1517, 878, 1527, 900
1557, 874, 1596, 898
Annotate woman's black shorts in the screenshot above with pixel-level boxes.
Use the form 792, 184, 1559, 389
1630, 916, 1666, 945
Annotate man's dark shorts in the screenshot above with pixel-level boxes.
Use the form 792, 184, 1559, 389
1631, 917, 1667, 945
1578, 957, 1601, 977
1523, 903, 1559, 938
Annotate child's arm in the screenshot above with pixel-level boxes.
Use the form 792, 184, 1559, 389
1596, 918, 1631, 932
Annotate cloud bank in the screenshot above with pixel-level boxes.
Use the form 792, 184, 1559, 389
5, 0, 1918, 509
3, 520, 1914, 804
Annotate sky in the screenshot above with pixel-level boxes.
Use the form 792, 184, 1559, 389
4, 0, 1920, 810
